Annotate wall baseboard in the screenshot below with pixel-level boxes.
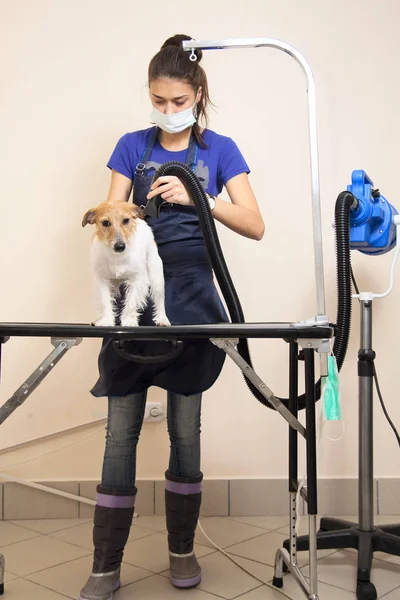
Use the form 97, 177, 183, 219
1, 478, 399, 520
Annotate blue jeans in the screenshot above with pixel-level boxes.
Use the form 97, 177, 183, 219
101, 390, 202, 488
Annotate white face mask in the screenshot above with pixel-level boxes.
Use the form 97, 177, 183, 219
149, 101, 197, 134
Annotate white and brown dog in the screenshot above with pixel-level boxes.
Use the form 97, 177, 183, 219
82, 200, 170, 328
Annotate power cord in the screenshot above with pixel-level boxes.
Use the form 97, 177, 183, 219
373, 363, 400, 447
351, 266, 400, 447
197, 520, 295, 600
351, 266, 360, 295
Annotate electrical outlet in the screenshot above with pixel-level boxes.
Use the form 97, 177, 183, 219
144, 401, 165, 423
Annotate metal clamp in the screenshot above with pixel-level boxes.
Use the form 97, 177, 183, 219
293, 314, 330, 328
297, 338, 331, 353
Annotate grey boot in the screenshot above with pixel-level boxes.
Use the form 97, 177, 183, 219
165, 470, 203, 588
78, 485, 136, 600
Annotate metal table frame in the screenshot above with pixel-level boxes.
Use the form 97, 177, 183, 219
0, 321, 333, 599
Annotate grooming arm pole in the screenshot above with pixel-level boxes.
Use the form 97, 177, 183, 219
183, 38, 326, 323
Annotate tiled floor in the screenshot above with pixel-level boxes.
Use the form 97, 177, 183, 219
1, 515, 400, 599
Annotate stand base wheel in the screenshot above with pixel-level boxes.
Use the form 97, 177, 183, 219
356, 581, 377, 600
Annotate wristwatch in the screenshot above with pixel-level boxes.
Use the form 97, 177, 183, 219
206, 193, 216, 211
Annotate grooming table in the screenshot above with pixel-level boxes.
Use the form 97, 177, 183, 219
0, 320, 333, 599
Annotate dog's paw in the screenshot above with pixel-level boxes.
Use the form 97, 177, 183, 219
120, 315, 139, 328
94, 316, 115, 327
155, 315, 171, 327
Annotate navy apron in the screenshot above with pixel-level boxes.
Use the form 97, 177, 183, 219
91, 127, 228, 397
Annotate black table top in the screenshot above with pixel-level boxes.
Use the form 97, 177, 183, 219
0, 322, 334, 341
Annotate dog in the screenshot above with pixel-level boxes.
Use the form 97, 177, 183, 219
82, 200, 170, 328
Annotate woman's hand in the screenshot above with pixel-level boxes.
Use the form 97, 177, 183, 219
146, 176, 193, 206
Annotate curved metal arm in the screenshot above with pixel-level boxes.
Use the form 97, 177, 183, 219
182, 37, 326, 318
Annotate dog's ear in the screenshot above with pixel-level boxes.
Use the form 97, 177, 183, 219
132, 205, 145, 220
82, 209, 97, 227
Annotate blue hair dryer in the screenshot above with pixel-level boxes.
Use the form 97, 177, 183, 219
348, 170, 397, 255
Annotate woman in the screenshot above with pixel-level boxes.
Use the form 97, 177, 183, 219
79, 33, 264, 600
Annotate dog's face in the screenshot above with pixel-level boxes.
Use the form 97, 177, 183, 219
82, 200, 144, 253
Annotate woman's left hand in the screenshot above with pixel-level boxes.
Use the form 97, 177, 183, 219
146, 176, 194, 206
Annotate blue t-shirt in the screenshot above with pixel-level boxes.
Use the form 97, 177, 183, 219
107, 127, 250, 197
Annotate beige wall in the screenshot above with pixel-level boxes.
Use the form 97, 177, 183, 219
1, 0, 400, 482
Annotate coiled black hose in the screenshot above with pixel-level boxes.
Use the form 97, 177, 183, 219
333, 191, 356, 372
151, 162, 354, 410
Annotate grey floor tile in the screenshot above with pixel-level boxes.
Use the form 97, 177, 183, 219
237, 578, 357, 599
380, 585, 400, 599
195, 517, 269, 549
3, 570, 19, 584
27, 554, 153, 598
226, 530, 337, 569
4, 516, 400, 600
123, 532, 215, 573
195, 552, 261, 599
229, 585, 282, 599
1, 534, 90, 576
10, 518, 91, 534
225, 531, 288, 567
228, 516, 289, 531
219, 555, 275, 586
0, 521, 40, 546
374, 552, 400, 567
0, 578, 70, 599
301, 551, 400, 597
132, 515, 167, 532
117, 573, 224, 599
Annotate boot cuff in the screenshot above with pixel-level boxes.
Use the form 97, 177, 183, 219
165, 471, 203, 495
96, 485, 137, 508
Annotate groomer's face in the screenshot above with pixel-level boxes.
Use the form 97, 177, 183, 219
150, 78, 200, 115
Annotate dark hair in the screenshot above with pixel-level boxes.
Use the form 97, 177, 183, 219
148, 34, 210, 148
